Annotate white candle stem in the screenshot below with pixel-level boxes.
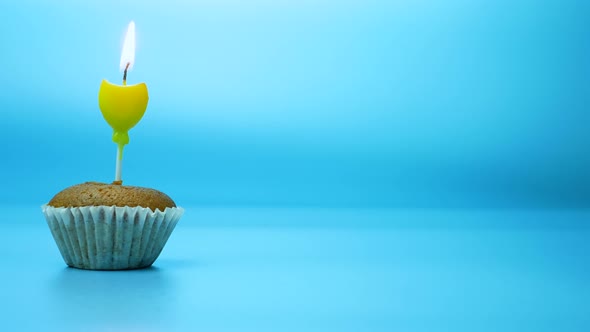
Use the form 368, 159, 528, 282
115, 144, 124, 184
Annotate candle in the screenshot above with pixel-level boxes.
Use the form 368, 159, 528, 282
98, 21, 149, 185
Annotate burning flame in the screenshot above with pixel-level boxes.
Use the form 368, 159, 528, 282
120, 21, 136, 72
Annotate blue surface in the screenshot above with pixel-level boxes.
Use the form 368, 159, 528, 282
2, 207, 590, 331
0, 0, 589, 208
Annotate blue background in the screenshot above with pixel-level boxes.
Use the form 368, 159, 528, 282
1, 0, 589, 208
1, 1, 590, 332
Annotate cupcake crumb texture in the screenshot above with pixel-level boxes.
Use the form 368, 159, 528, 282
48, 182, 176, 211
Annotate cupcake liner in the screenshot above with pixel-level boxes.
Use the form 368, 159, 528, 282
42, 205, 184, 270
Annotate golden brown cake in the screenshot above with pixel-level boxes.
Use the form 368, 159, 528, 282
43, 181, 184, 270
48, 182, 176, 212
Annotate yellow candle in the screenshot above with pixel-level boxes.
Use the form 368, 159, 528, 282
98, 80, 148, 146
98, 21, 149, 184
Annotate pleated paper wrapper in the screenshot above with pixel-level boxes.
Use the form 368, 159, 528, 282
42, 205, 184, 270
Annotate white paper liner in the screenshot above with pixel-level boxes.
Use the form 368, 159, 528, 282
41, 205, 184, 270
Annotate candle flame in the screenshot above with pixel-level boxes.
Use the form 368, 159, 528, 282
120, 21, 136, 72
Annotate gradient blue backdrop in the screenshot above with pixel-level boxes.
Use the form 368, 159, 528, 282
1, 2, 590, 331
0, 0, 588, 208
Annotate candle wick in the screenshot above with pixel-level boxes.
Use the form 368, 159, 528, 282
123, 62, 130, 85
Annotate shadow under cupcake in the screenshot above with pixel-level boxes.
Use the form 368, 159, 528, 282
42, 182, 184, 270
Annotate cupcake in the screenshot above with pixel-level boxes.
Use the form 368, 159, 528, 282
42, 182, 184, 270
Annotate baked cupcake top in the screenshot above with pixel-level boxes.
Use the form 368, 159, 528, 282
48, 182, 176, 212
